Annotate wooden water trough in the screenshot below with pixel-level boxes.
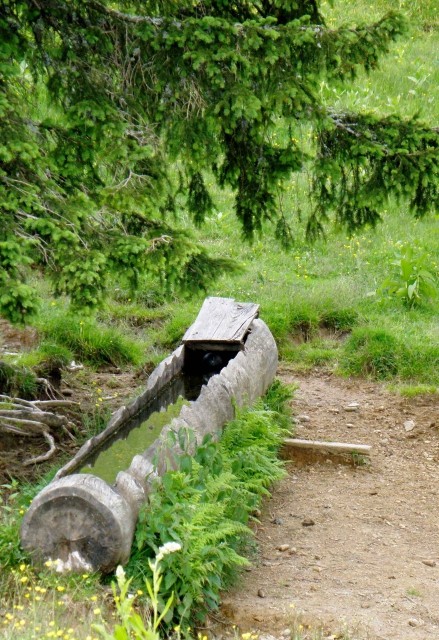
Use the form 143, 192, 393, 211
21, 298, 278, 573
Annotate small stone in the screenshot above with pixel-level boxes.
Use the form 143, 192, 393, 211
298, 414, 311, 422
257, 588, 266, 598
302, 518, 315, 527
288, 548, 298, 556
280, 629, 291, 637
271, 517, 284, 525
276, 544, 290, 552
62, 388, 74, 396
404, 420, 416, 432
346, 423, 354, 428
422, 560, 436, 567
345, 402, 360, 412
408, 618, 420, 627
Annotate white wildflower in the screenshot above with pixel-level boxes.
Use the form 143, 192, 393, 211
115, 565, 125, 580
156, 542, 182, 562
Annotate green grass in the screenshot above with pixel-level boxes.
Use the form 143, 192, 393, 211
0, 362, 38, 399
35, 311, 145, 368
144, 1, 438, 386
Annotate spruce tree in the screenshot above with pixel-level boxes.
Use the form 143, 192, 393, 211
1, 1, 437, 321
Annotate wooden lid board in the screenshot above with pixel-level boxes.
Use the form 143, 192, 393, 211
182, 297, 259, 349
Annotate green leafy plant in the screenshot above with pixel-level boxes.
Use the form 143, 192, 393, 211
377, 247, 438, 308
94, 544, 181, 640
0, 481, 30, 571
126, 382, 292, 629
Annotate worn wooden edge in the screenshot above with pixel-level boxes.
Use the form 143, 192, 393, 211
282, 438, 371, 456
182, 296, 259, 344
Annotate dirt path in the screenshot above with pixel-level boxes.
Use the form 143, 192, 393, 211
221, 369, 439, 640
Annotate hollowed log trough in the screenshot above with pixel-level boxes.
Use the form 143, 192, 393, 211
21, 298, 278, 573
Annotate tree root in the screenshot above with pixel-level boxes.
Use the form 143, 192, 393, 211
23, 432, 56, 466
0, 394, 81, 465
35, 377, 64, 400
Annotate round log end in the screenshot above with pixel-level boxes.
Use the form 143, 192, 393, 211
20, 474, 136, 573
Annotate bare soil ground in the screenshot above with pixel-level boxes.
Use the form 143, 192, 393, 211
221, 367, 439, 640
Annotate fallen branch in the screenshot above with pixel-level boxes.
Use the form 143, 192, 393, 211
283, 437, 371, 456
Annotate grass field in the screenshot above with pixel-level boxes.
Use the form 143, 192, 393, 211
90, 0, 439, 391
0, 1, 438, 639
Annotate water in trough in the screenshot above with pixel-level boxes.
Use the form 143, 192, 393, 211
77, 349, 236, 484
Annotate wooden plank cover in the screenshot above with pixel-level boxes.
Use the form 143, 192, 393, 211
182, 297, 259, 347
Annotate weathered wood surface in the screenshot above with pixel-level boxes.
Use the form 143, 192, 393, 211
283, 438, 371, 455
53, 345, 185, 480
20, 474, 135, 573
21, 307, 277, 574
182, 297, 259, 347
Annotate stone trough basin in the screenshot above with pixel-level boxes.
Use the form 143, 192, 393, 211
21, 297, 278, 573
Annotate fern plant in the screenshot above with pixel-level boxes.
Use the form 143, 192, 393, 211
126, 381, 293, 629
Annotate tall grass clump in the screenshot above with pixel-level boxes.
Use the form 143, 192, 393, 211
126, 381, 293, 629
339, 328, 403, 379
38, 313, 144, 367
0, 362, 38, 399
340, 325, 439, 384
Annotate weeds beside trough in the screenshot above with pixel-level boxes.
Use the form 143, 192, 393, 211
21, 298, 278, 573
